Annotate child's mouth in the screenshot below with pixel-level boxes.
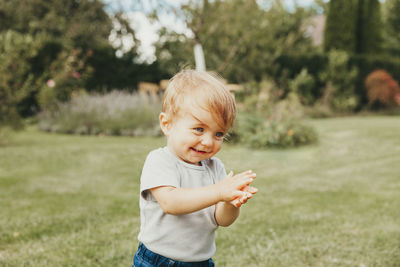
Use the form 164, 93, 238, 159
191, 147, 207, 154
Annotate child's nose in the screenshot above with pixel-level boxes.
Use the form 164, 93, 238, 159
201, 134, 213, 146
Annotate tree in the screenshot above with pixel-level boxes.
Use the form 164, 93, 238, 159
324, 0, 382, 54
0, 0, 148, 122
0, 0, 112, 49
0, 31, 47, 127
355, 0, 382, 54
382, 0, 400, 57
0, 0, 112, 116
324, 0, 358, 52
154, 0, 314, 82
319, 50, 358, 111
154, 28, 195, 76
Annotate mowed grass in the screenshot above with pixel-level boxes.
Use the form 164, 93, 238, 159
1, 116, 400, 266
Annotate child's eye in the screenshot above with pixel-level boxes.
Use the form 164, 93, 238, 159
194, 127, 204, 132
215, 132, 225, 138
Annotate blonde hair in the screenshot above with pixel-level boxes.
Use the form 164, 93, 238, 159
162, 70, 236, 131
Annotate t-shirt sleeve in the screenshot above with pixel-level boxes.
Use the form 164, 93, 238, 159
140, 149, 180, 200
212, 157, 227, 183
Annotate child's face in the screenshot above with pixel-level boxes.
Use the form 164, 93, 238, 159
160, 107, 226, 165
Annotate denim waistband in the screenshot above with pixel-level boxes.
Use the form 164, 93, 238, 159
136, 243, 213, 267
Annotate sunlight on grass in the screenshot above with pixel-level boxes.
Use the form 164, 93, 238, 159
1, 116, 400, 266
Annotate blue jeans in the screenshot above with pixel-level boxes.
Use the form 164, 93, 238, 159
133, 243, 215, 267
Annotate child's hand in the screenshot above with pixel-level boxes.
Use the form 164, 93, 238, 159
216, 170, 256, 203
230, 185, 258, 208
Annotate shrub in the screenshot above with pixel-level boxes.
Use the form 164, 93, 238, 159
319, 50, 359, 112
239, 79, 282, 114
230, 114, 317, 149
274, 53, 328, 103
36, 48, 92, 111
350, 54, 400, 106
289, 68, 316, 105
0, 30, 46, 127
274, 53, 400, 108
230, 93, 318, 148
365, 69, 400, 108
38, 91, 161, 136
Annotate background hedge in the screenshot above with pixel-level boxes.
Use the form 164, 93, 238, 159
274, 53, 400, 108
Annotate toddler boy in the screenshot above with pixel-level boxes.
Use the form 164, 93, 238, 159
134, 70, 258, 266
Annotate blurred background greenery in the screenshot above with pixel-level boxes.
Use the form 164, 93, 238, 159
1, 0, 400, 146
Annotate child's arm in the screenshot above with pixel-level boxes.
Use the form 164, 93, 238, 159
150, 170, 256, 215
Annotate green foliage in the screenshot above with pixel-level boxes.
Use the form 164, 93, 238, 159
231, 91, 318, 148
36, 48, 92, 111
38, 91, 161, 136
85, 49, 167, 91
0, 0, 111, 118
0, 0, 112, 47
238, 79, 282, 112
274, 53, 328, 101
155, 0, 314, 82
274, 51, 359, 112
0, 0, 159, 121
289, 69, 316, 105
154, 28, 195, 76
319, 50, 359, 112
231, 113, 317, 148
0, 30, 49, 127
355, 0, 382, 54
382, 0, 400, 57
324, 0, 358, 53
324, 0, 383, 55
276, 52, 400, 107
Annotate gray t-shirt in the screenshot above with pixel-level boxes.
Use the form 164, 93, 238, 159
138, 147, 226, 262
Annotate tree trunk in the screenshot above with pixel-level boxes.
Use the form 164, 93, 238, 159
194, 41, 206, 71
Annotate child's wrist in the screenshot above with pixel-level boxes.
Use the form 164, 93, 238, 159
214, 183, 223, 203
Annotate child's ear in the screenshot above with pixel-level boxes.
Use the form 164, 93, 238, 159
159, 112, 170, 135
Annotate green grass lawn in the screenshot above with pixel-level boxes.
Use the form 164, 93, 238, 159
1, 116, 400, 266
